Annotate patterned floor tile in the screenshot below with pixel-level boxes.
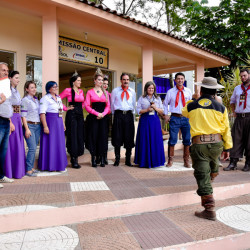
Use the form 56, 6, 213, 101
216, 205, 250, 232
70, 181, 110, 192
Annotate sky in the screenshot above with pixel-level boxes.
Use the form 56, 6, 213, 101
102, 0, 222, 32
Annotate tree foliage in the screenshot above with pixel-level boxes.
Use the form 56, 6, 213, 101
184, 0, 250, 68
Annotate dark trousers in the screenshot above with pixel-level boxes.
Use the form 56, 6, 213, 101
112, 111, 135, 149
85, 114, 108, 156
0, 117, 10, 179
230, 116, 250, 160
65, 110, 84, 157
190, 141, 223, 196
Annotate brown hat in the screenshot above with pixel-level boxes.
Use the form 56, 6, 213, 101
194, 77, 224, 89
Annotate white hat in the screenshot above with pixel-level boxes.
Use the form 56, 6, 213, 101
194, 77, 224, 89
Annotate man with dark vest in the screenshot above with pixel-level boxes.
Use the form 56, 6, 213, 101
182, 77, 232, 221
223, 68, 250, 172
111, 73, 136, 167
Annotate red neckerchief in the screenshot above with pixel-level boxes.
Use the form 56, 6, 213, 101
240, 84, 250, 109
175, 85, 185, 108
121, 86, 129, 101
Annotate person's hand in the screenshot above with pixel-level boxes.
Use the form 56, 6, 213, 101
25, 129, 32, 139
165, 115, 170, 123
148, 107, 154, 112
44, 126, 49, 134
9, 122, 15, 135
63, 124, 66, 131
97, 113, 103, 119
0, 93, 6, 104
221, 151, 230, 161
151, 103, 156, 110
67, 105, 74, 111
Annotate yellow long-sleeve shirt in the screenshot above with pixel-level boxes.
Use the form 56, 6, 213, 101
182, 95, 232, 150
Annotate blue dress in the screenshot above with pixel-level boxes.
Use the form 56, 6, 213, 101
134, 96, 165, 168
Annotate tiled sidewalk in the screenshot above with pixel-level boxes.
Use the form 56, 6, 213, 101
0, 149, 250, 249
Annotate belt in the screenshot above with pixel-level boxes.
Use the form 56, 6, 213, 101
27, 121, 41, 125
0, 116, 10, 122
115, 110, 132, 115
12, 105, 20, 113
236, 112, 250, 118
171, 113, 183, 117
192, 133, 222, 144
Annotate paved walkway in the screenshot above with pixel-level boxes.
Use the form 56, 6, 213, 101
0, 146, 250, 250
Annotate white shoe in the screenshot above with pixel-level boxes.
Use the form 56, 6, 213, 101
0, 184, 3, 188
0, 176, 14, 183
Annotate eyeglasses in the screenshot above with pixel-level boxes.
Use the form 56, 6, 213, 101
51, 86, 58, 89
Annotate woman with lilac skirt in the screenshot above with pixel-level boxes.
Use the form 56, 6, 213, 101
4, 71, 25, 179
38, 81, 68, 172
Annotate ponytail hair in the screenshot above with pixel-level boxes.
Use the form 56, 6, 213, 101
23, 81, 36, 97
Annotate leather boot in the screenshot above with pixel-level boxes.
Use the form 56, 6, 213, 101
195, 194, 216, 221
91, 154, 97, 168
210, 172, 219, 182
100, 155, 105, 167
125, 148, 133, 167
183, 145, 191, 168
104, 152, 108, 165
166, 145, 174, 167
71, 157, 81, 169
223, 158, 238, 171
242, 160, 250, 172
113, 147, 120, 167
96, 156, 101, 165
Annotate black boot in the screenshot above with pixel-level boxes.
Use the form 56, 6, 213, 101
223, 158, 238, 171
96, 156, 101, 165
71, 157, 81, 169
104, 152, 108, 165
100, 155, 105, 167
91, 154, 97, 168
114, 147, 120, 167
125, 148, 133, 167
242, 160, 250, 172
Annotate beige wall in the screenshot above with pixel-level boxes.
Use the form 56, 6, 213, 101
0, 6, 42, 94
0, 6, 139, 97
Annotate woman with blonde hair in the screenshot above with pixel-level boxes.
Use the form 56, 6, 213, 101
85, 68, 110, 167
21, 81, 40, 177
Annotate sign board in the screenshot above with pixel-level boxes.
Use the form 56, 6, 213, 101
59, 36, 109, 69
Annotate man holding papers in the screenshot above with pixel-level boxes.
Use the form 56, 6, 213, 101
0, 62, 15, 187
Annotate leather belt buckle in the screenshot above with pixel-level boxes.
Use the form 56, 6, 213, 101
200, 134, 215, 143
123, 111, 127, 114
242, 113, 245, 118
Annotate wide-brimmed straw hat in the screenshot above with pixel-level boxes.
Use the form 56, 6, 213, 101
194, 77, 224, 89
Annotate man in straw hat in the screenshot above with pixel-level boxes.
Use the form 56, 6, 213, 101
223, 68, 250, 172
182, 77, 232, 221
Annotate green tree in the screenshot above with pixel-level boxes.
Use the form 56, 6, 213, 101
184, 0, 250, 68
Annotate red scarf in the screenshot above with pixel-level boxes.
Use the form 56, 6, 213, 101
240, 84, 250, 109
175, 86, 186, 108
121, 86, 129, 101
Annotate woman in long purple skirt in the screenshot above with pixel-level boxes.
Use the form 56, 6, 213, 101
4, 71, 26, 179
38, 81, 68, 171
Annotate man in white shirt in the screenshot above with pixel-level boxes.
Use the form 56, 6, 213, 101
163, 72, 192, 168
111, 73, 136, 167
223, 68, 250, 172
0, 62, 15, 187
